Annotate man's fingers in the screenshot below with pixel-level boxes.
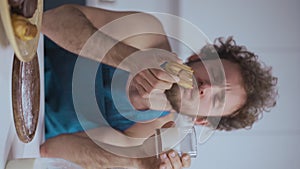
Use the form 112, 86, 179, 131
160, 151, 190, 169
142, 69, 175, 90
139, 69, 159, 87
150, 69, 180, 84
160, 153, 172, 169
181, 153, 191, 168
133, 69, 175, 98
159, 162, 169, 169
167, 151, 182, 169
133, 75, 153, 97
134, 79, 149, 98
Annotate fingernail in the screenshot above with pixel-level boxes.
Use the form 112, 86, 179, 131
183, 156, 190, 161
169, 151, 176, 158
160, 166, 166, 169
160, 153, 167, 159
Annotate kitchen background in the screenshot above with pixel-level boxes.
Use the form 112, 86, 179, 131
44, 0, 300, 169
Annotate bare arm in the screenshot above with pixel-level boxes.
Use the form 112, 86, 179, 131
74, 127, 146, 147
42, 4, 171, 71
40, 134, 149, 169
40, 125, 191, 168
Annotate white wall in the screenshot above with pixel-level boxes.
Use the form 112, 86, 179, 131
180, 0, 300, 169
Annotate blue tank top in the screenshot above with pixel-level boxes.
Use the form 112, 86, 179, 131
44, 37, 169, 139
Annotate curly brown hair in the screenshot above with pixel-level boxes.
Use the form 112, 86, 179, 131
194, 37, 278, 131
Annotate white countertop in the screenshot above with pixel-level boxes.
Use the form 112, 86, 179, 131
0, 20, 44, 169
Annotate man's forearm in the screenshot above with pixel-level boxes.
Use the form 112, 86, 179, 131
81, 127, 145, 147
42, 5, 138, 71
40, 134, 156, 169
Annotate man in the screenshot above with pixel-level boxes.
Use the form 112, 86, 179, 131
41, 4, 278, 169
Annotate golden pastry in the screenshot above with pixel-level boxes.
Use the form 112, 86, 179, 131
11, 14, 37, 41
161, 61, 194, 89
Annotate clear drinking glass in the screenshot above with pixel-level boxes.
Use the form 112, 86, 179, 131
154, 126, 197, 158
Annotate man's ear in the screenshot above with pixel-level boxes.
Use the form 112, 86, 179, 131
194, 117, 209, 126
187, 54, 201, 62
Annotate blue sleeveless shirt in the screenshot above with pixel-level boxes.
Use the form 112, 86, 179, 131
44, 38, 169, 139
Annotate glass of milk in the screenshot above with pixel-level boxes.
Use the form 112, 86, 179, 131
6, 158, 83, 169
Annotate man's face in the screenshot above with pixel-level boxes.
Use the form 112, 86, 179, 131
166, 58, 246, 118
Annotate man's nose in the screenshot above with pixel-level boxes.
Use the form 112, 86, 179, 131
199, 84, 211, 96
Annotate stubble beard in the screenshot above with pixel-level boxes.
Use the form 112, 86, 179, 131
164, 84, 182, 113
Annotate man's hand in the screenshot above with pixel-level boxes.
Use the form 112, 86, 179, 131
132, 68, 180, 98
137, 151, 191, 169
126, 49, 183, 111
129, 68, 180, 111
138, 121, 192, 169
159, 151, 191, 169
